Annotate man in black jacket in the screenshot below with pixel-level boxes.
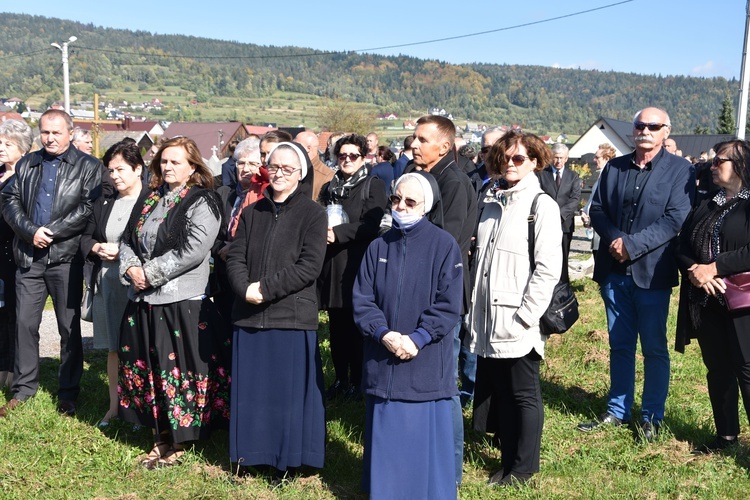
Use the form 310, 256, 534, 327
0, 109, 102, 417
538, 142, 581, 283
412, 114, 477, 486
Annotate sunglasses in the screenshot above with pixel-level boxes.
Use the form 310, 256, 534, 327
480, 146, 491, 154
505, 154, 530, 167
338, 153, 362, 162
389, 194, 424, 209
634, 122, 669, 132
712, 156, 732, 166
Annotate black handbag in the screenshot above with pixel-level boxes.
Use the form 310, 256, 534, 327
528, 193, 579, 335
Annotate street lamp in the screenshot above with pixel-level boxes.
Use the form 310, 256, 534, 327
51, 36, 77, 114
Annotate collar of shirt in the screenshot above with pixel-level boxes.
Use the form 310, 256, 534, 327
629, 147, 669, 171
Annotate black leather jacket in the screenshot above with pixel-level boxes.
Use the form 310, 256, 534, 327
2, 146, 102, 268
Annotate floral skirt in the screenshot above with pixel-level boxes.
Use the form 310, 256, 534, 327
118, 298, 231, 443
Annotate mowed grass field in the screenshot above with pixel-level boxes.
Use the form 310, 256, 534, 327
3, 277, 750, 498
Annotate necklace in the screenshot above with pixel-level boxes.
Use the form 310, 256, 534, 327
135, 184, 191, 237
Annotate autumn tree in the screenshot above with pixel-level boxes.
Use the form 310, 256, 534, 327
317, 98, 374, 136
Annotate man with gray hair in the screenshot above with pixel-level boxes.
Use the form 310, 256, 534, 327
71, 127, 93, 155
538, 142, 581, 283
578, 107, 694, 442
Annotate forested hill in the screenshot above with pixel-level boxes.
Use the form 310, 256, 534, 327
0, 12, 736, 134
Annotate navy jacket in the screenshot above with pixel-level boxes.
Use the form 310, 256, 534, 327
590, 149, 694, 289
353, 217, 463, 402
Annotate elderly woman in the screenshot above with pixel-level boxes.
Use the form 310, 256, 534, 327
213, 138, 267, 324
318, 134, 387, 400
118, 137, 229, 469
465, 130, 562, 486
0, 119, 34, 388
226, 142, 327, 474
676, 140, 750, 453
80, 140, 149, 426
353, 172, 463, 499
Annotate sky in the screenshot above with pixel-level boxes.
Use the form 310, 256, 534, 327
3, 0, 747, 79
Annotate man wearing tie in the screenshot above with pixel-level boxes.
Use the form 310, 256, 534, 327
538, 143, 581, 283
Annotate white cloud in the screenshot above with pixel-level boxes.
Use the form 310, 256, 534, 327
691, 60, 715, 75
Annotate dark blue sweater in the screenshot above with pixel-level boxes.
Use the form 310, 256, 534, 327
353, 217, 463, 402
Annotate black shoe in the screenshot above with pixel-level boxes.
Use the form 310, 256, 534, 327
577, 412, 626, 432
57, 399, 76, 416
325, 380, 349, 401
691, 435, 738, 454
639, 420, 660, 443
343, 384, 362, 402
489, 471, 532, 487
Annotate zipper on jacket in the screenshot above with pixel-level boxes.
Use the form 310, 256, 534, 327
258, 203, 283, 328
386, 229, 408, 402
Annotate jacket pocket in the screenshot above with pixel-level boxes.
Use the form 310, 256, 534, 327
293, 293, 318, 324
489, 289, 525, 343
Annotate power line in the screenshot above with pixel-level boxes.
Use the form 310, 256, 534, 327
0, 48, 51, 60
354, 0, 634, 53
72, 1, 632, 61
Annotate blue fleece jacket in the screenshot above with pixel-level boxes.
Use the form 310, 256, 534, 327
353, 217, 463, 402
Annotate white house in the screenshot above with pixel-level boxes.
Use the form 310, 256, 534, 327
568, 117, 635, 159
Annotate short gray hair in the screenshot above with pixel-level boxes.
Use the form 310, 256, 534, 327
551, 143, 569, 155
233, 137, 261, 161
72, 127, 91, 144
0, 119, 34, 154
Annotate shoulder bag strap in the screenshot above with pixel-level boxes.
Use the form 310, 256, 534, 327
528, 192, 543, 273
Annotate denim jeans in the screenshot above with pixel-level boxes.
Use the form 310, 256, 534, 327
457, 321, 477, 407
600, 273, 671, 423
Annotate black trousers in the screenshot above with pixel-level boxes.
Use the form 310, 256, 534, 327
697, 299, 750, 437
327, 307, 363, 387
13, 258, 83, 401
561, 231, 572, 283
473, 350, 543, 476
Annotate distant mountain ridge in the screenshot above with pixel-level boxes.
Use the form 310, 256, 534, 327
0, 12, 736, 134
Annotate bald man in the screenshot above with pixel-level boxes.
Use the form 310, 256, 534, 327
578, 107, 694, 443
296, 130, 334, 201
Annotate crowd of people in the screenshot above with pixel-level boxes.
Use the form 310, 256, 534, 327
0, 106, 748, 496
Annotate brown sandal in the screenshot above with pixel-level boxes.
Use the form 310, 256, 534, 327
139, 441, 172, 470
153, 448, 185, 469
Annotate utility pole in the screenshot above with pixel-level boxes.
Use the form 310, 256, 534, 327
736, 1, 750, 139
51, 36, 77, 114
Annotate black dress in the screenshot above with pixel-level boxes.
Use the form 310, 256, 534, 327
317, 174, 386, 389
0, 171, 17, 372
676, 190, 750, 437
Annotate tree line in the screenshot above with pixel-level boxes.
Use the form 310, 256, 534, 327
0, 13, 739, 134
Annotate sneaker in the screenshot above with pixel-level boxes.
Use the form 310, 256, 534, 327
577, 412, 627, 432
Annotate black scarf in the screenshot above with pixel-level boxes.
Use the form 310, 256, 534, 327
121, 186, 222, 263
325, 165, 369, 203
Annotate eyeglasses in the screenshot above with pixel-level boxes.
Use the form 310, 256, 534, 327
266, 165, 300, 176
389, 194, 424, 209
338, 153, 362, 162
505, 154, 530, 166
634, 122, 669, 132
712, 156, 732, 166
237, 160, 261, 168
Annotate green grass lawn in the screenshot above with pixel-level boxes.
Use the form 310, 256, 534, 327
3, 278, 750, 498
